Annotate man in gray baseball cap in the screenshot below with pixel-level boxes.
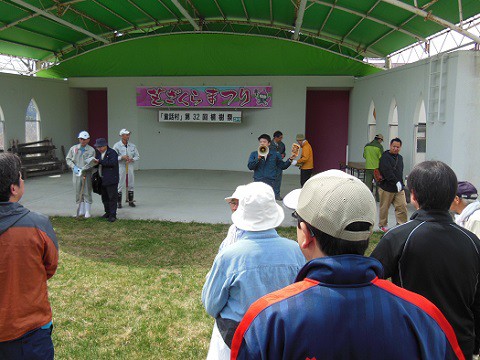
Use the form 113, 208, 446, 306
230, 170, 463, 359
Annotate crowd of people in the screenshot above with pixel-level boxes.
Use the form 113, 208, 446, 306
2, 129, 480, 359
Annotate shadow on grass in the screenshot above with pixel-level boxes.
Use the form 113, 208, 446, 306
51, 217, 382, 269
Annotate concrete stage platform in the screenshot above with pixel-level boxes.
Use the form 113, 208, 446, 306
20, 169, 416, 229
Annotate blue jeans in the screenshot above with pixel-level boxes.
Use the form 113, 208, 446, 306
0, 325, 54, 360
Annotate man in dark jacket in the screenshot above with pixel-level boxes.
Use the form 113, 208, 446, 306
271, 130, 286, 200
247, 134, 294, 189
372, 160, 480, 359
231, 170, 464, 360
377, 137, 407, 231
94, 138, 119, 222
0, 153, 58, 359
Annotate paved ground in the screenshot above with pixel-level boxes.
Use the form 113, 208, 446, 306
20, 169, 416, 229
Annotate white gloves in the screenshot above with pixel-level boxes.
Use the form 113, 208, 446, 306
73, 165, 83, 177
291, 160, 297, 166
396, 181, 402, 192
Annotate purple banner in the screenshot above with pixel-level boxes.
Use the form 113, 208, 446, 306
136, 86, 272, 108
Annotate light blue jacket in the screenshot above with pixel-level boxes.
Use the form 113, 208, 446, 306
202, 229, 305, 322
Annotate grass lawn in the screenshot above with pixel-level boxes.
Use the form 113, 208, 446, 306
49, 217, 382, 359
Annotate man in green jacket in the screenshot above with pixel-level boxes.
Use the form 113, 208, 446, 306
363, 134, 384, 192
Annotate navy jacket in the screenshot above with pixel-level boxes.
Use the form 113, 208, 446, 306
231, 255, 464, 360
96, 147, 119, 186
247, 150, 291, 183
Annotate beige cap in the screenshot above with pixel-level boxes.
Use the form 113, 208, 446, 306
296, 133, 305, 141
375, 134, 384, 141
283, 170, 375, 241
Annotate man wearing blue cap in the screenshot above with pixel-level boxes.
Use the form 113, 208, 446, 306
93, 138, 119, 222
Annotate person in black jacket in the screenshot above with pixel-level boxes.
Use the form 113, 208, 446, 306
371, 160, 480, 359
93, 138, 119, 222
377, 137, 407, 231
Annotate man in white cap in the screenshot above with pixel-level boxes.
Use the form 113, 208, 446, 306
65, 131, 96, 218
113, 129, 140, 208
230, 170, 463, 360
202, 182, 305, 360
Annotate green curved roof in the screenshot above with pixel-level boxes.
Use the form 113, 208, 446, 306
0, 0, 478, 78
36, 33, 381, 78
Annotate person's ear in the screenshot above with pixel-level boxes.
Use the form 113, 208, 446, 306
299, 222, 315, 249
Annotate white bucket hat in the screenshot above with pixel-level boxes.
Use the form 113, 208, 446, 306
119, 128, 131, 136
225, 185, 247, 202
78, 131, 90, 139
232, 182, 284, 231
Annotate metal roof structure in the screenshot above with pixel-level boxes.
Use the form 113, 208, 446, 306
0, 0, 479, 78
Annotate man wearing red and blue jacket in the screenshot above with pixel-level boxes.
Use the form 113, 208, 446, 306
231, 170, 464, 360
0, 153, 58, 359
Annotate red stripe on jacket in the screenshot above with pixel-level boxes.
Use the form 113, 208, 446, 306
230, 278, 319, 360
373, 278, 465, 360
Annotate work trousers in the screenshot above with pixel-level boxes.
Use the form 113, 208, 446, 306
118, 164, 135, 193
0, 326, 54, 360
73, 173, 92, 204
364, 169, 374, 192
101, 184, 118, 217
378, 188, 408, 227
273, 168, 283, 197
300, 169, 313, 187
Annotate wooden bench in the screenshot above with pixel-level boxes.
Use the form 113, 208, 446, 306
10, 139, 67, 179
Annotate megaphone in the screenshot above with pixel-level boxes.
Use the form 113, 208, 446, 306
258, 145, 269, 158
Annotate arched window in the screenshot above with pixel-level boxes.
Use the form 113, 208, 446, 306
388, 100, 398, 141
0, 106, 4, 151
367, 101, 377, 141
25, 99, 41, 143
413, 98, 427, 165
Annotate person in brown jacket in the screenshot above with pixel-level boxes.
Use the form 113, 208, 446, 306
0, 153, 59, 360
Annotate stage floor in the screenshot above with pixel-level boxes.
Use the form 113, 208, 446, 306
20, 169, 415, 228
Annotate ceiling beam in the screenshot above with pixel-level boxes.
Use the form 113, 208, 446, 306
170, 0, 200, 30
9, 0, 109, 44
292, 0, 308, 40
310, 0, 427, 42
128, 0, 159, 25
381, 0, 480, 44
240, 0, 250, 21
91, 0, 144, 32
212, 0, 226, 20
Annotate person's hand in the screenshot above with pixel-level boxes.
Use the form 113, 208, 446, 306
73, 165, 83, 176
396, 181, 402, 192
93, 158, 99, 164
122, 155, 129, 161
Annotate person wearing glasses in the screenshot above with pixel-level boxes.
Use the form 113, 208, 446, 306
230, 170, 463, 360
218, 185, 246, 252
0, 153, 59, 360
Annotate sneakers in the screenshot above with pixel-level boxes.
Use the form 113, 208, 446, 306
379, 226, 388, 233
108, 215, 117, 223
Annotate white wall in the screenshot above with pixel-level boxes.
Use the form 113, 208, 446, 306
0, 73, 87, 154
349, 51, 480, 185
68, 76, 354, 173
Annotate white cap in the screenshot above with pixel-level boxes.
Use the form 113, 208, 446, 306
283, 170, 375, 241
225, 185, 247, 202
119, 129, 131, 136
232, 182, 284, 231
78, 131, 90, 139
